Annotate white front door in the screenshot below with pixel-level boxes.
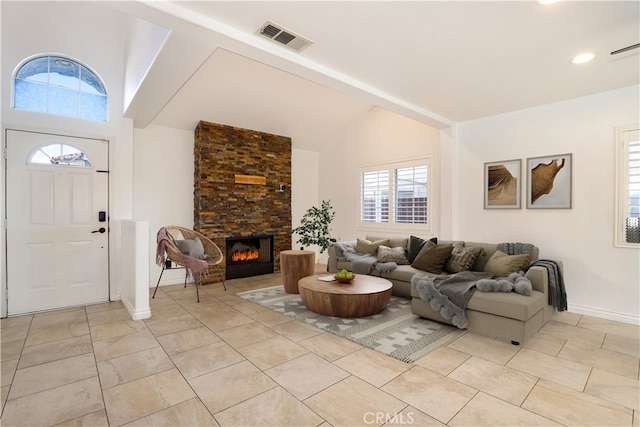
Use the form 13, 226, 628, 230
5, 129, 109, 315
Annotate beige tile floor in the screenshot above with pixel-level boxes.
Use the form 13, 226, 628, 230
1, 266, 639, 426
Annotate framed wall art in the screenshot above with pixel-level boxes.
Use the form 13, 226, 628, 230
526, 153, 572, 209
484, 159, 521, 209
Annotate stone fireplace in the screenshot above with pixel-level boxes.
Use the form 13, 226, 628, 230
193, 121, 292, 282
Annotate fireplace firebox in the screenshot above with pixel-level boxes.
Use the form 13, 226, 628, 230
225, 235, 274, 280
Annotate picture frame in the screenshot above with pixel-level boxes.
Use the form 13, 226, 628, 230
526, 153, 572, 209
484, 159, 521, 209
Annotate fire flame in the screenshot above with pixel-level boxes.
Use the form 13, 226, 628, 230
231, 249, 259, 262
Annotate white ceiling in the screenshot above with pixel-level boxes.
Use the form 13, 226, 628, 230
108, 1, 639, 148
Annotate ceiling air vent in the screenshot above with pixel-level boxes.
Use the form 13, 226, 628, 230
256, 21, 313, 52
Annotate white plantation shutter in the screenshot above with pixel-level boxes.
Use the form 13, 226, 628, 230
626, 133, 640, 243
616, 126, 640, 246
360, 170, 389, 223
395, 166, 427, 223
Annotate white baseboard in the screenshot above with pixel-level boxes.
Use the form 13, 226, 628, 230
567, 303, 639, 326
121, 294, 151, 320
149, 278, 188, 287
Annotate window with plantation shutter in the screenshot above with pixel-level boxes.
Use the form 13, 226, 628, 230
361, 170, 389, 223
395, 166, 428, 224
615, 125, 640, 247
359, 158, 431, 231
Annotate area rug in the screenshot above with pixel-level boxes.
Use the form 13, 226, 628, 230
237, 285, 465, 363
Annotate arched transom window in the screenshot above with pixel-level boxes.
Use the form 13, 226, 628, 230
28, 143, 92, 168
13, 55, 107, 122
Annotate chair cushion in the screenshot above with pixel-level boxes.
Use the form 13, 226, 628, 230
175, 238, 205, 259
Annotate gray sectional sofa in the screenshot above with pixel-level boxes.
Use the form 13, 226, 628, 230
327, 234, 561, 345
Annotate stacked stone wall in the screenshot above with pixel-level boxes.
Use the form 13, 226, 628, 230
194, 120, 292, 279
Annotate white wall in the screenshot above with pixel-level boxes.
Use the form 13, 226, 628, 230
319, 107, 442, 243
133, 125, 195, 286
291, 148, 321, 259
454, 85, 640, 324
0, 1, 135, 315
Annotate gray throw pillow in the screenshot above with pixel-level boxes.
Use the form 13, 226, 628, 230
175, 238, 205, 259
377, 245, 410, 265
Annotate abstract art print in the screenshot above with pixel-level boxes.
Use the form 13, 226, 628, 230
526, 153, 572, 209
484, 159, 521, 209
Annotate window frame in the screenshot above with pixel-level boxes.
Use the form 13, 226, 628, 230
12, 54, 108, 122
358, 157, 432, 233
614, 124, 640, 248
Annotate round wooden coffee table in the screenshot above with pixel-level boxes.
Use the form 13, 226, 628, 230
298, 274, 392, 318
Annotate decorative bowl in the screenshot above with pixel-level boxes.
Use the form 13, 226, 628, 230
334, 273, 355, 283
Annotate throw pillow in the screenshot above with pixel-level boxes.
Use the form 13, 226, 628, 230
356, 238, 390, 255
407, 235, 438, 263
483, 250, 530, 276
446, 242, 485, 273
411, 244, 454, 274
175, 238, 205, 259
377, 245, 410, 265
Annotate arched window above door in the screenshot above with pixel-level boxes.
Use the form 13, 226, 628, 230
13, 55, 107, 122
27, 143, 92, 168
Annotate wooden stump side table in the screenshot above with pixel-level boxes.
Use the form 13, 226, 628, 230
280, 250, 316, 294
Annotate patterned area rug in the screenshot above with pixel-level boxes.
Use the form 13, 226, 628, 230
237, 285, 465, 363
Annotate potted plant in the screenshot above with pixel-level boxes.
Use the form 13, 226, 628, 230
292, 200, 336, 253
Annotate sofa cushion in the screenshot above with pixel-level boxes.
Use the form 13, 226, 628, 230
377, 245, 410, 264
381, 264, 430, 283
483, 250, 530, 276
411, 244, 453, 274
356, 238, 390, 255
446, 242, 485, 273
407, 235, 437, 263
467, 290, 546, 321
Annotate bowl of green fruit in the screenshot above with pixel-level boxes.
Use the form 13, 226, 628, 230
334, 269, 355, 283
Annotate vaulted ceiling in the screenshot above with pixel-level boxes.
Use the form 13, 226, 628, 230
105, 1, 639, 150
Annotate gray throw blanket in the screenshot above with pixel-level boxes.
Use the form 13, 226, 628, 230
330, 241, 397, 274
529, 259, 567, 311
412, 271, 493, 329
349, 253, 378, 274
332, 241, 356, 261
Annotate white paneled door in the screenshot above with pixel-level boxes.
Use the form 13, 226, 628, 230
5, 129, 109, 315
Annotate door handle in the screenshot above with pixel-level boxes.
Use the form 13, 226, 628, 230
92, 227, 106, 234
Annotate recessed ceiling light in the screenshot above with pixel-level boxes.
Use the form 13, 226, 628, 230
572, 52, 595, 64
537, 0, 557, 5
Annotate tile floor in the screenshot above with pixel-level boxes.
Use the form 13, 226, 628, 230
1, 266, 639, 426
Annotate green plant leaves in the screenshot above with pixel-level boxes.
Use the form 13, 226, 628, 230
291, 200, 336, 253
